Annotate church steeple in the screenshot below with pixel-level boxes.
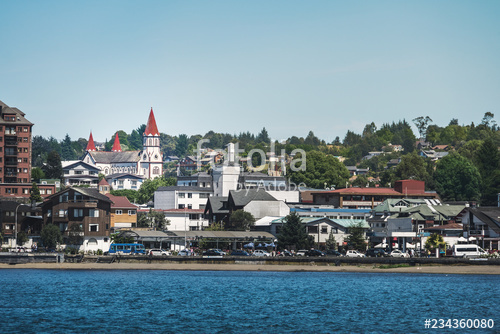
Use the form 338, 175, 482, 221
112, 132, 122, 152
144, 107, 160, 136
86, 131, 96, 151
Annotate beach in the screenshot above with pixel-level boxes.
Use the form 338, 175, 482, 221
1, 262, 500, 274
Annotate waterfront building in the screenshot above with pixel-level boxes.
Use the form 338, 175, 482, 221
0, 100, 56, 199
41, 187, 112, 252
310, 180, 440, 209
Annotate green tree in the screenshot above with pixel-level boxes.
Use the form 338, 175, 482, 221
137, 209, 169, 229
42, 151, 63, 180
41, 224, 63, 249
434, 153, 481, 202
425, 233, 446, 254
30, 183, 43, 203
346, 222, 367, 251
175, 134, 189, 157
17, 231, 29, 246
287, 150, 350, 189
31, 167, 45, 181
476, 138, 500, 205
111, 232, 135, 244
257, 127, 270, 144
413, 116, 433, 139
61, 134, 77, 160
395, 151, 430, 183
277, 212, 313, 250
325, 230, 337, 250
136, 176, 176, 204
227, 210, 255, 231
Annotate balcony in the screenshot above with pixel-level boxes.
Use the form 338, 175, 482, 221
69, 200, 98, 208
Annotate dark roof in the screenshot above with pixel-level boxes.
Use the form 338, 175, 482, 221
229, 188, 277, 207
45, 187, 112, 203
71, 187, 113, 203
89, 151, 141, 164
0, 100, 33, 126
0, 201, 39, 213
106, 173, 144, 180
205, 196, 229, 214
62, 160, 100, 171
470, 207, 500, 235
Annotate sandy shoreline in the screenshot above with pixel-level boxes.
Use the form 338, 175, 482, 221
1, 262, 500, 274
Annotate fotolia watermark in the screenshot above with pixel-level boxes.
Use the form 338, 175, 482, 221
195, 139, 307, 172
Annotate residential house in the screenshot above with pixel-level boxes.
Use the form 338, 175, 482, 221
154, 186, 212, 210
254, 216, 370, 250
105, 193, 138, 230
311, 180, 440, 209
62, 160, 100, 187
41, 187, 113, 252
461, 207, 500, 250
106, 173, 144, 191
0, 200, 42, 248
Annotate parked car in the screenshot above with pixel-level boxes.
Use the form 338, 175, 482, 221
149, 249, 171, 256
324, 249, 343, 257
212, 249, 227, 256
203, 249, 224, 258
253, 250, 271, 257
295, 250, 308, 256
365, 248, 388, 257
177, 249, 192, 256
278, 250, 293, 257
306, 249, 325, 257
345, 250, 366, 258
390, 250, 410, 258
230, 250, 250, 256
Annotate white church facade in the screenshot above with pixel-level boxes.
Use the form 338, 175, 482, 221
63, 108, 163, 189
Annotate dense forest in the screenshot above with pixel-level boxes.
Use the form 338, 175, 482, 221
31, 112, 500, 206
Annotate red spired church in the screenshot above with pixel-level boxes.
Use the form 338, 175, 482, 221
81, 108, 163, 180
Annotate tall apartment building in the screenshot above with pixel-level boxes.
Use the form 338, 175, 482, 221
0, 100, 55, 199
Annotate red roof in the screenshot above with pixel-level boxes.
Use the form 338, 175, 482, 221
144, 107, 160, 136
311, 187, 401, 196
98, 178, 110, 186
86, 132, 96, 151
105, 194, 137, 209
111, 133, 121, 152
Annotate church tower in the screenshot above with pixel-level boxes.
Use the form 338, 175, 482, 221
141, 108, 163, 179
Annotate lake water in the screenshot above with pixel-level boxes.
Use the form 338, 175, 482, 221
1, 270, 499, 333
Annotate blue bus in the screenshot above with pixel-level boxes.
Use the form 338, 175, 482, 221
108, 243, 146, 255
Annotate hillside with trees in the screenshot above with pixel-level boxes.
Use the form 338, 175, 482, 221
31, 112, 500, 205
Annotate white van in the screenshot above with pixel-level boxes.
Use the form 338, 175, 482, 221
453, 244, 487, 258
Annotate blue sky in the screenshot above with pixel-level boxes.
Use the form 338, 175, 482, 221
1, 0, 499, 143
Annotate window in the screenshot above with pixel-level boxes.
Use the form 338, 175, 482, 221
128, 210, 136, 215
74, 209, 83, 217
178, 204, 185, 209
40, 189, 46, 195
187, 193, 193, 198
47, 210, 52, 217
178, 193, 185, 198
188, 204, 192, 209
24, 127, 28, 132
23, 188, 29, 194
321, 226, 328, 234
89, 209, 99, 218
115, 210, 123, 215
47, 189, 52, 195
199, 193, 210, 198
89, 224, 99, 232
59, 210, 67, 218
